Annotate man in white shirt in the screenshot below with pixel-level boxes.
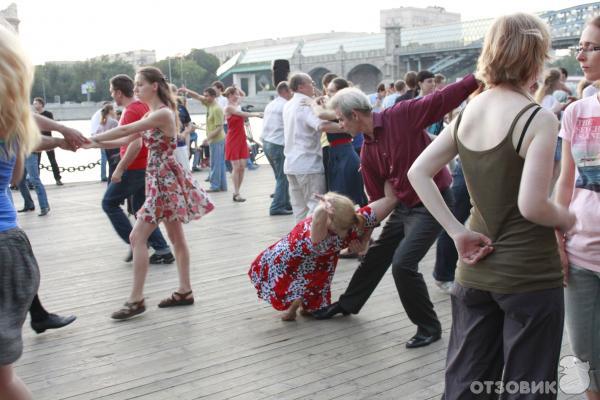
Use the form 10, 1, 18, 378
283, 72, 340, 222
262, 82, 293, 215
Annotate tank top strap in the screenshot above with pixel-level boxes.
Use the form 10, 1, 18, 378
515, 105, 543, 154
505, 102, 538, 143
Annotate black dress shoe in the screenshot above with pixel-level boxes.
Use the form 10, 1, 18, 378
30, 313, 77, 334
270, 209, 293, 216
38, 208, 50, 216
312, 301, 350, 320
405, 331, 441, 349
18, 206, 35, 213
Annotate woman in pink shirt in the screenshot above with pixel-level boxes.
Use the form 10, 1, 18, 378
555, 16, 600, 400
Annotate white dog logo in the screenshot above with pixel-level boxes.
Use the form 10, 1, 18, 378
559, 355, 590, 394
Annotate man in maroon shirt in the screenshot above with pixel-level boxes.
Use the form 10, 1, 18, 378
313, 74, 479, 349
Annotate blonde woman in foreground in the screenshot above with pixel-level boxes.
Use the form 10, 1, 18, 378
408, 14, 575, 399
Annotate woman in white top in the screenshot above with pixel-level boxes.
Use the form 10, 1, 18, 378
94, 104, 119, 182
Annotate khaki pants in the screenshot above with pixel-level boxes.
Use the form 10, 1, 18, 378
287, 173, 326, 223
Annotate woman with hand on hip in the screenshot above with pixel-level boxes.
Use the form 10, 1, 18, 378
408, 13, 575, 399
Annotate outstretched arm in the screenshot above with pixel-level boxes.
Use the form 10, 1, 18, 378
34, 113, 89, 149
93, 108, 170, 142
179, 87, 206, 103
403, 74, 478, 132
225, 105, 263, 119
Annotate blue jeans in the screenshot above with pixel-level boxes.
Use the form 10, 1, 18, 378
263, 141, 290, 213
433, 160, 470, 282
18, 153, 49, 210
100, 149, 107, 180
101, 169, 170, 253
209, 141, 227, 191
565, 265, 600, 392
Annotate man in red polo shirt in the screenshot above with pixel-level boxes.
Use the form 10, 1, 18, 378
100, 74, 173, 263
314, 74, 479, 349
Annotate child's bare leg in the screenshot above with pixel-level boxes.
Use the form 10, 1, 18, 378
281, 299, 301, 321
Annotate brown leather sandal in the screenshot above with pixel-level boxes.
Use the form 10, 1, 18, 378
158, 291, 194, 308
111, 299, 146, 320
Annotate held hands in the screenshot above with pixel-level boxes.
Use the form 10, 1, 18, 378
453, 230, 494, 265
80, 138, 99, 149
61, 126, 90, 149
56, 138, 77, 152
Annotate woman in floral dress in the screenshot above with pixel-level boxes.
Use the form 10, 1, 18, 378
249, 181, 397, 321
91, 66, 214, 320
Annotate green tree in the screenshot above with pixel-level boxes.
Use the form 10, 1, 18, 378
549, 53, 582, 77
186, 49, 220, 75
31, 59, 134, 103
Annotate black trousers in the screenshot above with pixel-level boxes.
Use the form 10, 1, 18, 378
29, 294, 49, 322
37, 151, 61, 182
443, 284, 564, 400
338, 189, 453, 336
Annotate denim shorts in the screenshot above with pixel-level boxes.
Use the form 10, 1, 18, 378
564, 264, 600, 392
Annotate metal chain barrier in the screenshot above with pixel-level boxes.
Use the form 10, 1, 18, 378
39, 160, 101, 173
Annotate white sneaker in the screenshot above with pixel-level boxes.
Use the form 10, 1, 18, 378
435, 280, 454, 295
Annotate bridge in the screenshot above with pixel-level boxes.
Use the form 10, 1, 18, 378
217, 2, 599, 94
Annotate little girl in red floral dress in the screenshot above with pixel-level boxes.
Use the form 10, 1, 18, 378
249, 181, 397, 321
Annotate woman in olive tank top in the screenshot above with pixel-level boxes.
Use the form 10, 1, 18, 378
408, 13, 575, 400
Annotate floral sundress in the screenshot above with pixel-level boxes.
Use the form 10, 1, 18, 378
248, 206, 377, 312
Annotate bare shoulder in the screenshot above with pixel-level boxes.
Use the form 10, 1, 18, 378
529, 106, 558, 134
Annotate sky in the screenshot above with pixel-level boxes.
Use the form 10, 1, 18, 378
3, 0, 588, 65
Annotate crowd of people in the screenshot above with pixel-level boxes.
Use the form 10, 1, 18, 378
1, 11, 599, 400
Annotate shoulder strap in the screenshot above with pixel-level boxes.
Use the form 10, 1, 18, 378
516, 106, 543, 154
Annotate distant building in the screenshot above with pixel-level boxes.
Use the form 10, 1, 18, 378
0, 3, 20, 32
380, 6, 460, 29
90, 49, 156, 67
204, 32, 369, 64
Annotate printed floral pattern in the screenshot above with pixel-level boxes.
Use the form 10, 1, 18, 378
248, 206, 376, 311
138, 128, 214, 224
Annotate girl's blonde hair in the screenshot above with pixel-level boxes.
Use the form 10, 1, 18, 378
0, 25, 39, 158
476, 13, 551, 89
534, 68, 562, 103
323, 192, 360, 232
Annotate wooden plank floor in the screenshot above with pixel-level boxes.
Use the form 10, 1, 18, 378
14, 166, 584, 400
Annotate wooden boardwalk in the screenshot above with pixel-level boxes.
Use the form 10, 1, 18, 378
14, 166, 583, 400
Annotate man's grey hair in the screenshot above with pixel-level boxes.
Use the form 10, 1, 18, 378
288, 72, 311, 92
329, 87, 372, 118
276, 81, 290, 94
